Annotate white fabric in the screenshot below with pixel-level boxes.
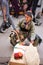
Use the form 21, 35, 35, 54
24, 44, 40, 65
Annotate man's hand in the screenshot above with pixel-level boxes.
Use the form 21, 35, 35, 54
16, 30, 20, 33
13, 30, 19, 34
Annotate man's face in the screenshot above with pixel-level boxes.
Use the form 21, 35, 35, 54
25, 14, 32, 23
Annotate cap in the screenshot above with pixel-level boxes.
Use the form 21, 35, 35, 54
25, 11, 33, 18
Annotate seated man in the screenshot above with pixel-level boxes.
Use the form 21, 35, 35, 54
17, 11, 37, 46
10, 11, 42, 46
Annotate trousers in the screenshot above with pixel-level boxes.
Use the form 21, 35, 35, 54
1, 0, 16, 30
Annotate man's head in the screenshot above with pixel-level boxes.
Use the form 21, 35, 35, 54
24, 11, 33, 23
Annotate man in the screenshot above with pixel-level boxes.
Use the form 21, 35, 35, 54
0, 0, 16, 33
17, 11, 36, 45
10, 11, 42, 46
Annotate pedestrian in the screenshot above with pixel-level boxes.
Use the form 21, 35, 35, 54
0, 0, 16, 33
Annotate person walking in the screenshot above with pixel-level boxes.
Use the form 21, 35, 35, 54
0, 0, 16, 33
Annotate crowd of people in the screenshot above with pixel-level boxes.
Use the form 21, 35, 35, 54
0, 0, 41, 32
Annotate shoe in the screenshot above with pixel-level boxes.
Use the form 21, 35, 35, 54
35, 22, 42, 26
0, 21, 11, 33
35, 19, 42, 26
0, 27, 5, 33
33, 18, 42, 26
36, 34, 42, 45
0, 22, 7, 33
0, 22, 6, 30
36, 13, 41, 19
39, 38, 42, 45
